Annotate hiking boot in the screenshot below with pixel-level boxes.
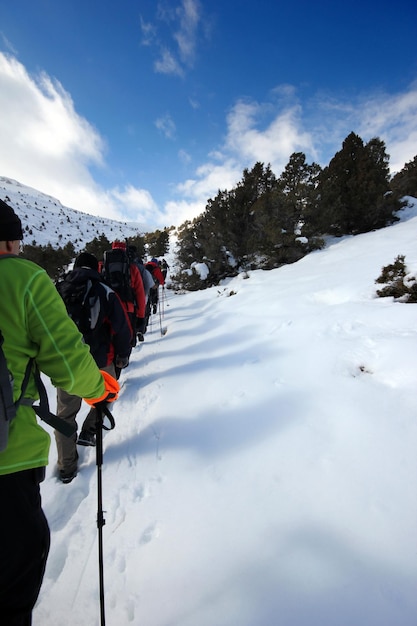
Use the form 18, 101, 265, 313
137, 332, 145, 342
152, 304, 157, 314
77, 430, 96, 447
59, 469, 77, 484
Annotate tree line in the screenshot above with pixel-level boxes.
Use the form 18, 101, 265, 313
21, 228, 171, 282
172, 133, 417, 290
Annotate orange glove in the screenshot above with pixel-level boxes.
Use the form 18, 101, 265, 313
84, 370, 120, 406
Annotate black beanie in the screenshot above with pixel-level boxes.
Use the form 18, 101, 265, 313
74, 252, 99, 271
0, 199, 23, 241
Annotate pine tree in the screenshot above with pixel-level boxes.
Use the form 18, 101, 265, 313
227, 162, 277, 262
315, 132, 400, 235
145, 228, 170, 257
84, 234, 111, 259
21, 243, 75, 281
390, 155, 417, 198
277, 152, 322, 237
250, 188, 304, 266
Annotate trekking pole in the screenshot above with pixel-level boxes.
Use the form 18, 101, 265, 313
95, 402, 115, 626
158, 298, 163, 336
148, 303, 153, 334
157, 287, 167, 336
163, 285, 169, 307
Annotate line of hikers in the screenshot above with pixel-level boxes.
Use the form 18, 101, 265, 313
0, 200, 169, 625
55, 241, 167, 483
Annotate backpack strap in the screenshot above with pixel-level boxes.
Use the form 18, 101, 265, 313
0, 330, 18, 422
20, 366, 76, 437
35, 372, 77, 436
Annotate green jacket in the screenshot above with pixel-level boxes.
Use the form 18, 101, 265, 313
0, 254, 105, 475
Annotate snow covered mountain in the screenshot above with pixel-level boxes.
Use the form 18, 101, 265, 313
0, 176, 146, 250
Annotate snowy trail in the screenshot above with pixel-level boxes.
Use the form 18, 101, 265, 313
34, 205, 417, 625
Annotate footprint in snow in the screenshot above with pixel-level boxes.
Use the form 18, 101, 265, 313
140, 522, 160, 545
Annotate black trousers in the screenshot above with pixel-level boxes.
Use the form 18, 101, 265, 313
0, 468, 50, 626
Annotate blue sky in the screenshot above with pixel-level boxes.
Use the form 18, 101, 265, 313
0, 0, 416, 229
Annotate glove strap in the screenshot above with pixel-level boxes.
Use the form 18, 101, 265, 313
95, 400, 115, 431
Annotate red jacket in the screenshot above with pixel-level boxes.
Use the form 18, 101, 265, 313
130, 263, 146, 318
145, 261, 165, 286
106, 242, 146, 318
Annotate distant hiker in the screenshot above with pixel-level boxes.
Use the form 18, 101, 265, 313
127, 245, 155, 341
55, 252, 132, 483
0, 201, 119, 625
145, 258, 165, 322
127, 246, 155, 301
102, 241, 145, 347
160, 258, 169, 280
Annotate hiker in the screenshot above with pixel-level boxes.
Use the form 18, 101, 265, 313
145, 257, 165, 319
127, 246, 155, 301
127, 246, 155, 341
160, 258, 169, 280
0, 201, 119, 626
102, 241, 145, 346
55, 252, 132, 483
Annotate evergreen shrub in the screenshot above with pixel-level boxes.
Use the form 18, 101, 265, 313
375, 255, 417, 302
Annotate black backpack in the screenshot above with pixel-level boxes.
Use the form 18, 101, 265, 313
102, 249, 134, 305
56, 273, 107, 353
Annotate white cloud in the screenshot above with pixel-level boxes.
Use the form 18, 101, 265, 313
139, 16, 157, 46
355, 85, 417, 173
168, 96, 318, 226
223, 85, 417, 178
307, 85, 417, 172
0, 55, 104, 164
0, 52, 161, 225
0, 31, 18, 56
178, 149, 192, 164
167, 160, 243, 226
155, 113, 177, 139
0, 53, 110, 211
189, 96, 200, 109
174, 0, 201, 66
109, 185, 159, 225
178, 160, 242, 199
146, 0, 202, 76
162, 198, 205, 227
224, 98, 316, 173
154, 48, 184, 77
166, 97, 318, 226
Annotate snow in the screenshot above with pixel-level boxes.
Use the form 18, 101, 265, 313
190, 261, 209, 280
30, 199, 417, 625
0, 176, 146, 250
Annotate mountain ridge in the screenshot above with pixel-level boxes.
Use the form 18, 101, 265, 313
0, 176, 146, 251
